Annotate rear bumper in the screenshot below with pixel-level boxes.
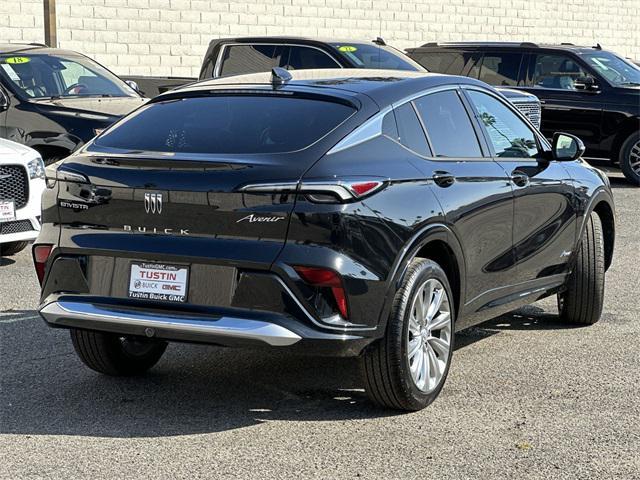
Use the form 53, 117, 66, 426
39, 296, 373, 356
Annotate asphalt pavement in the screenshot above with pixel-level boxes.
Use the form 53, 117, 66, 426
1, 173, 638, 479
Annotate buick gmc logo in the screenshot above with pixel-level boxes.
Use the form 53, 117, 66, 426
144, 193, 163, 214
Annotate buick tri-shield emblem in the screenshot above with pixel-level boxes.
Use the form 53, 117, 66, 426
144, 193, 163, 214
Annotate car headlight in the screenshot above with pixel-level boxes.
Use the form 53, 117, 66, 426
27, 156, 46, 180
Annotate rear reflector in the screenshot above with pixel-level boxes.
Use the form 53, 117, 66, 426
33, 245, 53, 286
348, 181, 383, 197
294, 266, 349, 319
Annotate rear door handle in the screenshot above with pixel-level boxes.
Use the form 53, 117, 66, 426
510, 171, 529, 187
432, 171, 455, 188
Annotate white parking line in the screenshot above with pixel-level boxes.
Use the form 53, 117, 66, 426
0, 312, 40, 323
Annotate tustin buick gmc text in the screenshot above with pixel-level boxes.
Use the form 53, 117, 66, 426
33, 69, 615, 411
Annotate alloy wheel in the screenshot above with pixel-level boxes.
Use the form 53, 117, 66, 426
406, 278, 453, 393
629, 140, 640, 174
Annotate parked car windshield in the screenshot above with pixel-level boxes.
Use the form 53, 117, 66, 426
93, 94, 355, 154
0, 53, 137, 99
583, 52, 640, 86
330, 43, 424, 71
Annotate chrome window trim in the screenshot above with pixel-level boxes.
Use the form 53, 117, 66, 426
214, 43, 342, 78
327, 106, 392, 154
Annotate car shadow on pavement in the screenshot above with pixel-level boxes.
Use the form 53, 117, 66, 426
0, 257, 16, 267
608, 177, 636, 189
0, 303, 569, 439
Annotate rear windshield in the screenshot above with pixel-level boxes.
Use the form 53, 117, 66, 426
94, 94, 355, 154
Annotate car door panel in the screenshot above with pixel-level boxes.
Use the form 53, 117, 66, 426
463, 87, 578, 289
409, 88, 517, 327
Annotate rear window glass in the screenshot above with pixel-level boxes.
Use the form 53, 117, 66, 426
411, 52, 467, 74
477, 53, 523, 86
219, 45, 277, 77
94, 95, 355, 154
413, 90, 482, 158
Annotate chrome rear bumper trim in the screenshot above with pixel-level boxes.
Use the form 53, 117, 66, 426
40, 300, 302, 347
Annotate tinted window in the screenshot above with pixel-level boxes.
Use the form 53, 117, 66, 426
413, 90, 482, 158
394, 103, 431, 156
330, 43, 423, 71
281, 46, 340, 70
478, 53, 523, 86
219, 45, 277, 76
94, 95, 355, 154
467, 90, 539, 158
583, 52, 640, 86
382, 111, 399, 139
0, 54, 135, 98
530, 54, 589, 90
411, 51, 466, 74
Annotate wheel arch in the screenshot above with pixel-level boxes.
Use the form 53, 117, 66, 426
612, 117, 640, 163
377, 224, 466, 332
591, 198, 615, 270
579, 189, 615, 271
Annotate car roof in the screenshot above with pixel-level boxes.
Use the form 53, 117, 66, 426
0, 43, 81, 56
406, 41, 605, 55
168, 68, 491, 106
208, 37, 381, 47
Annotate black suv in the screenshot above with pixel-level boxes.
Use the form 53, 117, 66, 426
34, 69, 614, 411
406, 42, 640, 184
0, 44, 147, 164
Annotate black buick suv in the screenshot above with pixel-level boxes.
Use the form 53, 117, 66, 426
33, 69, 615, 411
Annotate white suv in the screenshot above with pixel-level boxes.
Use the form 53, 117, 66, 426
0, 139, 45, 256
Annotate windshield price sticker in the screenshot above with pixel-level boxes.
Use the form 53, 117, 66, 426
4, 57, 31, 64
338, 46, 358, 52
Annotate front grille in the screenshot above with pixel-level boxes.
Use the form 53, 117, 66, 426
514, 102, 541, 129
0, 165, 29, 209
0, 219, 34, 235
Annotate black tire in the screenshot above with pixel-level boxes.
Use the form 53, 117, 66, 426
557, 212, 605, 325
70, 329, 167, 376
619, 131, 640, 186
362, 258, 455, 411
0, 241, 29, 256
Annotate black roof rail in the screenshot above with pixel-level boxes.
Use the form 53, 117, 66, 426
418, 41, 539, 48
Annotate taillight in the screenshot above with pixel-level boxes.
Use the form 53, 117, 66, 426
33, 245, 53, 286
294, 266, 349, 319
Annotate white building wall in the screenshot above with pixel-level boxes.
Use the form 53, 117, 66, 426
1, 0, 639, 77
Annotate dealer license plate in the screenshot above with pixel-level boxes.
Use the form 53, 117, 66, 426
0, 200, 16, 223
128, 262, 189, 303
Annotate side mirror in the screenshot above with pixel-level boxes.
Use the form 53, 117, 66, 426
552, 132, 585, 161
0, 90, 9, 111
574, 76, 600, 92
125, 79, 141, 94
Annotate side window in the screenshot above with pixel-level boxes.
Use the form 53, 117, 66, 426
281, 46, 340, 70
412, 52, 466, 74
477, 53, 523, 86
413, 90, 482, 158
530, 54, 590, 90
382, 111, 399, 140
467, 90, 539, 158
219, 45, 277, 77
393, 103, 431, 157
